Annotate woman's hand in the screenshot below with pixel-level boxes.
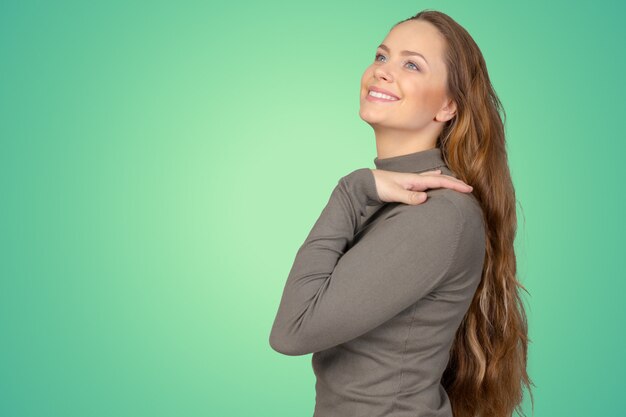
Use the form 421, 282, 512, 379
371, 169, 473, 205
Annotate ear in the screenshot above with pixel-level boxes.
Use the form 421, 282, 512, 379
436, 98, 457, 122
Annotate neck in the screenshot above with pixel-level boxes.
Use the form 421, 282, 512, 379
373, 146, 448, 174
373, 125, 441, 160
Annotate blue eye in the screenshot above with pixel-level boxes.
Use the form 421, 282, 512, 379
405, 61, 419, 71
374, 53, 420, 71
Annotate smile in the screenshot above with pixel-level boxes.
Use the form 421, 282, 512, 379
367, 90, 399, 102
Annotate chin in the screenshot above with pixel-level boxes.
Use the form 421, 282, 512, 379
359, 113, 380, 127
358, 110, 383, 125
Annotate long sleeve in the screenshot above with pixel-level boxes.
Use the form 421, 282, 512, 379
268, 167, 466, 356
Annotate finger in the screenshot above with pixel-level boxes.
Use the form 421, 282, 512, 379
435, 178, 473, 192
417, 172, 472, 190
405, 190, 428, 205
419, 169, 442, 175
418, 176, 474, 192
418, 173, 472, 188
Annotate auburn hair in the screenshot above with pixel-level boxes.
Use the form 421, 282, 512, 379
393, 10, 535, 417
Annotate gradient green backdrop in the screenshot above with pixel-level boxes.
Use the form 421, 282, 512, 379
2, 1, 624, 416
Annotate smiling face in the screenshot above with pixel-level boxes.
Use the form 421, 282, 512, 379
359, 19, 456, 134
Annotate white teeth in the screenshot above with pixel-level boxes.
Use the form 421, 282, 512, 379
369, 90, 398, 100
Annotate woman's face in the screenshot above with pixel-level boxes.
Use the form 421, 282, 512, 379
359, 20, 455, 132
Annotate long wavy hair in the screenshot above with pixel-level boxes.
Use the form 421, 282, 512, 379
393, 10, 534, 417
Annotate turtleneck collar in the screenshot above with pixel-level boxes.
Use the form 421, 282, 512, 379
373, 147, 448, 173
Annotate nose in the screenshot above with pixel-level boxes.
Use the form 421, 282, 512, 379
374, 65, 393, 82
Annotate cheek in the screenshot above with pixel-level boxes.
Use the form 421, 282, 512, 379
401, 84, 425, 109
403, 84, 439, 111
360, 67, 373, 85
360, 68, 374, 96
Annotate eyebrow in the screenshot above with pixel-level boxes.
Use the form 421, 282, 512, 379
378, 43, 429, 67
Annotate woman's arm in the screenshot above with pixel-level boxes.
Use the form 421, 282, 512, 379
269, 168, 466, 356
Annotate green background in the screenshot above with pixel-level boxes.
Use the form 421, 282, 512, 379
1, 0, 624, 416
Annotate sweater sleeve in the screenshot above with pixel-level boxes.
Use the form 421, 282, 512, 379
268, 168, 465, 356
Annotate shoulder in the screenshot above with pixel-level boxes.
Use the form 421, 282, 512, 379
424, 189, 487, 271
393, 189, 486, 279
428, 188, 484, 229
391, 188, 483, 230
384, 188, 485, 258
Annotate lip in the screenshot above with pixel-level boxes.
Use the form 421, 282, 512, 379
367, 86, 400, 100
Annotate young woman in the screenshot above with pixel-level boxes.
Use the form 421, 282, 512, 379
270, 10, 533, 417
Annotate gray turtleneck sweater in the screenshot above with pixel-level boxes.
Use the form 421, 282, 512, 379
269, 147, 486, 417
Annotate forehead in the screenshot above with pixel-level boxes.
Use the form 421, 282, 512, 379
382, 20, 446, 67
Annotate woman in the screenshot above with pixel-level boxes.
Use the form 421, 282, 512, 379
269, 10, 533, 417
